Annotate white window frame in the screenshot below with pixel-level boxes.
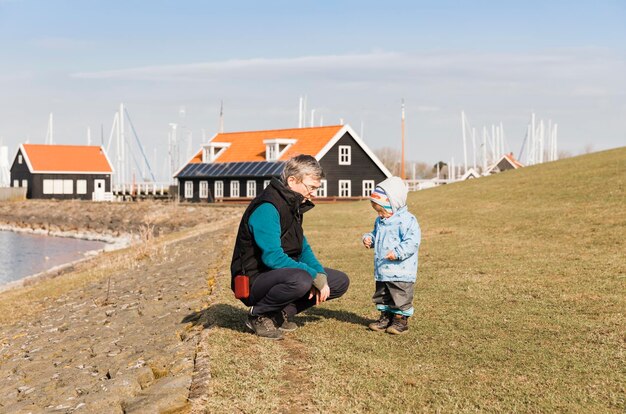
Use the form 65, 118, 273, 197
362, 180, 375, 197
246, 180, 256, 198
43, 179, 53, 194
63, 179, 73, 194
339, 180, 351, 197
53, 179, 64, 194
184, 181, 193, 199
263, 180, 271, 189
230, 180, 240, 198
199, 181, 208, 198
267, 145, 277, 161
13, 180, 18, 187
202, 142, 231, 163
76, 180, 87, 195
263, 139, 297, 161
317, 179, 327, 197
18, 155, 23, 164
339, 145, 351, 165
214, 181, 224, 198
21, 179, 28, 189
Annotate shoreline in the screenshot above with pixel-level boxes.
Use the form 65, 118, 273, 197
0, 223, 132, 250
0, 224, 133, 294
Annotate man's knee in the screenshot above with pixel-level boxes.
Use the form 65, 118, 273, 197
291, 269, 313, 296
325, 268, 350, 297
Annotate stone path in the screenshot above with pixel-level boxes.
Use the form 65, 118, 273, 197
0, 217, 238, 413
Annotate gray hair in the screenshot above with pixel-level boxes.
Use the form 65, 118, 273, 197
280, 154, 325, 183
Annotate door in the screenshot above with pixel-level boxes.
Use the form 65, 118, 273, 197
94, 179, 105, 198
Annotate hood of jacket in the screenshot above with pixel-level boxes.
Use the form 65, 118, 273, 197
376, 176, 408, 214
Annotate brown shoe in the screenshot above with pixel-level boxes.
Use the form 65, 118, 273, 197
245, 313, 283, 340
274, 310, 298, 332
368, 312, 392, 331
386, 315, 409, 335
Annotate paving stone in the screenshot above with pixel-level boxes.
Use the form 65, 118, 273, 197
0, 208, 242, 412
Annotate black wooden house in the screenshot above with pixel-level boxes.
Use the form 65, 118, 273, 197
174, 125, 391, 202
10, 144, 113, 200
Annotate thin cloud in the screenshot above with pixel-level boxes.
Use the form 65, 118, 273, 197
71, 52, 401, 81
70, 51, 626, 99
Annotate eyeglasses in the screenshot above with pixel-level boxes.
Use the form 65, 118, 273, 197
301, 181, 320, 194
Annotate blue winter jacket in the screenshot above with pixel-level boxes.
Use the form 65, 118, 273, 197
363, 206, 421, 282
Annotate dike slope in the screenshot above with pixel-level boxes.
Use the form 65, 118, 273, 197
0, 200, 243, 413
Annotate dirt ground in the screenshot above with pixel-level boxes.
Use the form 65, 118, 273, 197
0, 199, 244, 413
0, 199, 239, 237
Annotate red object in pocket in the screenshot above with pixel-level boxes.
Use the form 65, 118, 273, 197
234, 275, 250, 299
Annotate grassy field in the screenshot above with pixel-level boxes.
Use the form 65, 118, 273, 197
199, 147, 625, 413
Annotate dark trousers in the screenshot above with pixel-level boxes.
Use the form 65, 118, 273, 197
249, 267, 349, 316
372, 281, 415, 316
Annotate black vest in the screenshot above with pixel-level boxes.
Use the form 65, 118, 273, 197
230, 178, 315, 298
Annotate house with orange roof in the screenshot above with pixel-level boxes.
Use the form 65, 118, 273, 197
10, 144, 113, 200
174, 124, 391, 202
486, 152, 524, 175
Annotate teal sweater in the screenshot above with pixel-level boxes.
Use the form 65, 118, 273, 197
248, 203, 325, 277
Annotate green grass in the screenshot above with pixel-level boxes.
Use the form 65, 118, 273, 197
201, 147, 625, 413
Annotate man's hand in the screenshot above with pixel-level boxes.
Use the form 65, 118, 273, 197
363, 237, 372, 249
308, 284, 330, 305
385, 250, 397, 260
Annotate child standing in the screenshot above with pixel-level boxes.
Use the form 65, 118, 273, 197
362, 176, 421, 334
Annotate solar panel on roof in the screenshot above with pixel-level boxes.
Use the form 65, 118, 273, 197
240, 162, 256, 175
248, 162, 265, 175
176, 161, 285, 178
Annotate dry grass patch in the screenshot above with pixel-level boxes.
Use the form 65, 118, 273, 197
198, 148, 625, 413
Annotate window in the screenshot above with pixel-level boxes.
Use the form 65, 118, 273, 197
246, 180, 256, 198
202, 143, 231, 163
317, 180, 327, 197
362, 180, 375, 197
230, 181, 240, 198
199, 181, 208, 198
263, 180, 271, 189
214, 181, 224, 198
43, 179, 53, 194
339, 180, 351, 197
267, 145, 277, 161
263, 139, 297, 161
63, 179, 73, 194
13, 180, 18, 187
22, 179, 28, 189
184, 181, 193, 198
339, 145, 351, 165
53, 179, 64, 194
77, 180, 87, 194
43, 179, 73, 194
18, 155, 23, 164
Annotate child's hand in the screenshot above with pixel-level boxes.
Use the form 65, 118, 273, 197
363, 237, 372, 248
385, 250, 397, 260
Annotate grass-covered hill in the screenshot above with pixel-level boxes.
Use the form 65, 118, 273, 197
199, 147, 625, 413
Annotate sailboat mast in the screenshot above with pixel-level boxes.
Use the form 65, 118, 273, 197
401, 99, 405, 180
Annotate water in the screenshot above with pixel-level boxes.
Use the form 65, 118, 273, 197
0, 230, 106, 285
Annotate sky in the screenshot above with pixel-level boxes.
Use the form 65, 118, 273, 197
1, 0, 625, 181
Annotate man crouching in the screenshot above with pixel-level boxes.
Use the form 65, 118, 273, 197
230, 155, 350, 339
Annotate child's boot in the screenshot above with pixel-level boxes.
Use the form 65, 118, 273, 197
386, 315, 409, 335
368, 312, 392, 331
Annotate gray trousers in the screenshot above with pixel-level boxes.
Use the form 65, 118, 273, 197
372, 281, 415, 317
